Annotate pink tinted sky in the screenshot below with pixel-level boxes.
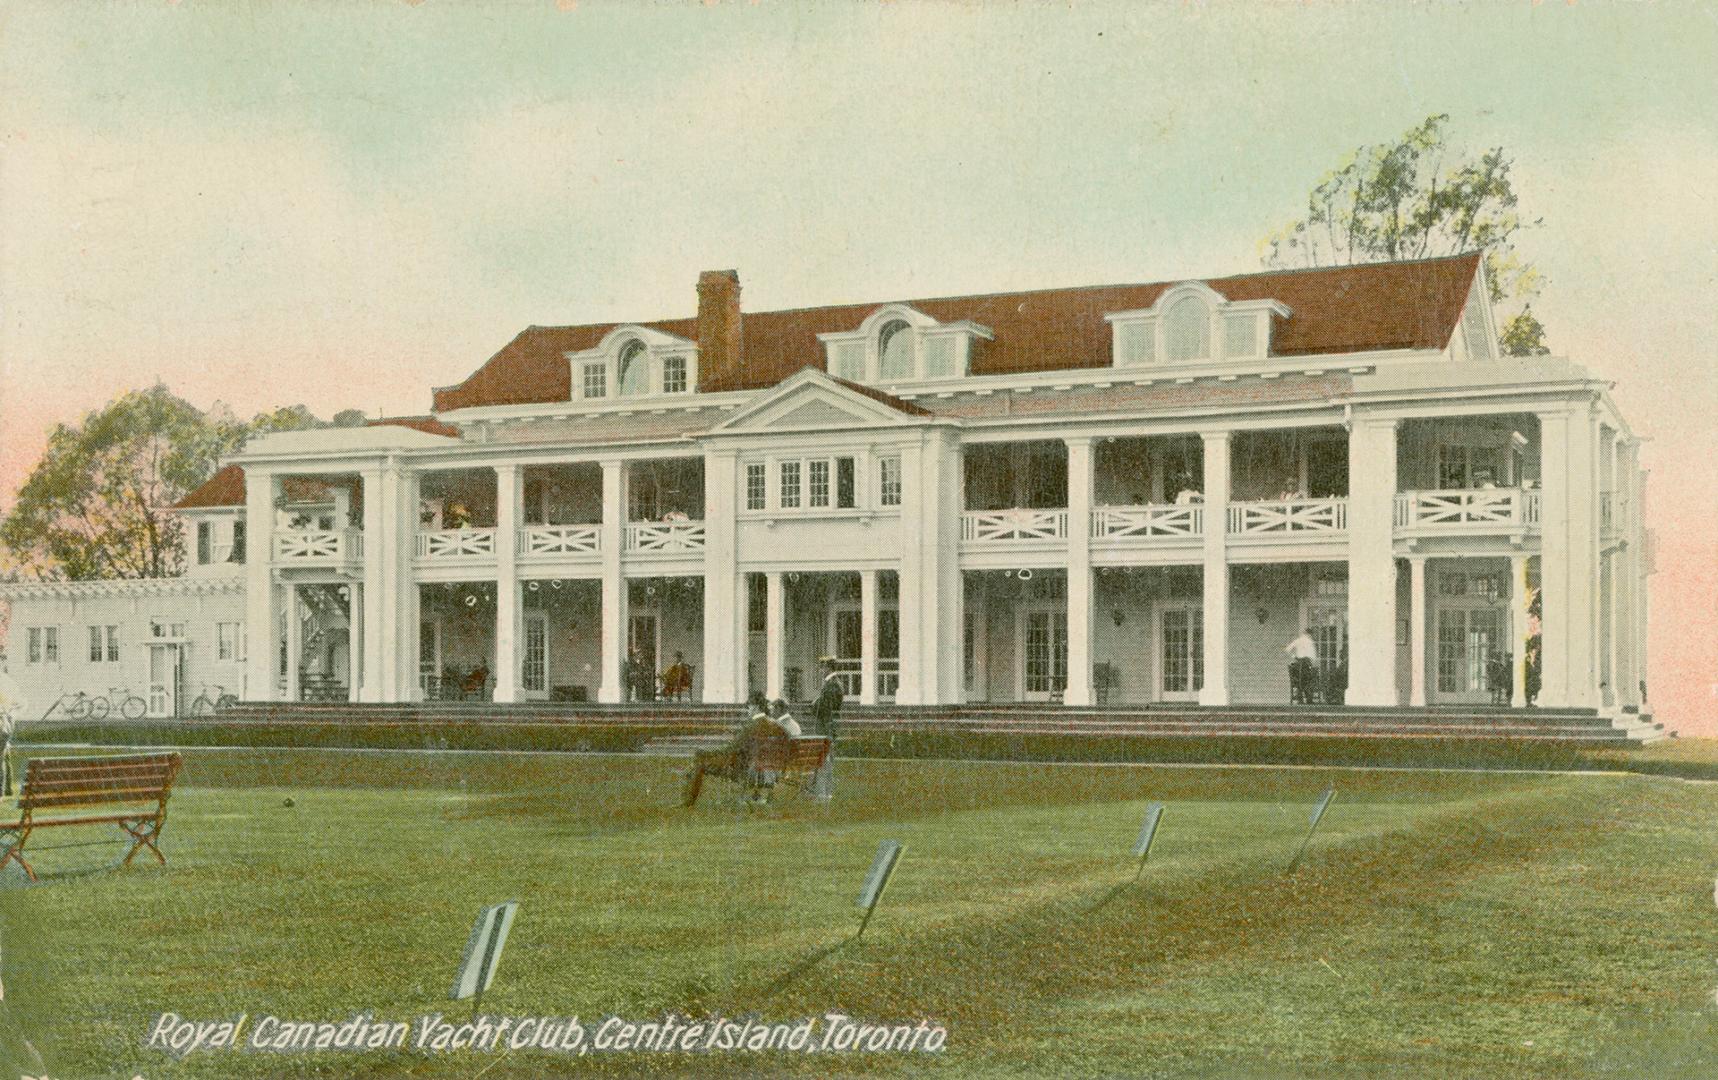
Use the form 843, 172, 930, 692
0, 3, 1713, 730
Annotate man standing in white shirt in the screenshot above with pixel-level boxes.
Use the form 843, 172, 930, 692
1284, 628, 1318, 705
0, 654, 23, 796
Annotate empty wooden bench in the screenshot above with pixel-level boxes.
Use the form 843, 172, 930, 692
1, 753, 184, 882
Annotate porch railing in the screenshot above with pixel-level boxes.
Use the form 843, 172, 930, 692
415, 528, 497, 560
626, 521, 707, 553
1227, 498, 1347, 535
961, 509, 1068, 543
274, 529, 363, 562
519, 524, 601, 557
1090, 504, 1203, 540
1394, 488, 1535, 529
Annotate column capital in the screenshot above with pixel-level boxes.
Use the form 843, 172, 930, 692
1199, 429, 1232, 445
1063, 434, 1095, 451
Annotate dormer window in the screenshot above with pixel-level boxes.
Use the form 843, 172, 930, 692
1164, 295, 1212, 362
819, 306, 992, 386
618, 339, 649, 396
878, 321, 913, 380
1107, 283, 1288, 369
567, 326, 699, 402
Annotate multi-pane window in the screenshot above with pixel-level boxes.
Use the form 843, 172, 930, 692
88, 625, 119, 663
151, 620, 186, 639
617, 340, 649, 396
1164, 295, 1211, 363
879, 457, 903, 507
745, 463, 767, 510
230, 520, 246, 563
779, 461, 802, 508
217, 622, 245, 662
26, 626, 58, 665
662, 355, 688, 394
582, 363, 607, 399
878, 321, 914, 380
808, 459, 831, 507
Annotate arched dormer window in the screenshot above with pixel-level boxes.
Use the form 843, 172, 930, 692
1164, 295, 1211, 363
617, 339, 649, 396
878, 320, 914, 380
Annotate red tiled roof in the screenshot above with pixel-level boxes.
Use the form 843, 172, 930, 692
828, 376, 934, 417
431, 254, 1481, 413
172, 464, 245, 510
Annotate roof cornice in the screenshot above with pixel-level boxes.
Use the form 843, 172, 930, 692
0, 575, 245, 601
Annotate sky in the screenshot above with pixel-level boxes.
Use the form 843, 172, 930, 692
0, 1, 1713, 729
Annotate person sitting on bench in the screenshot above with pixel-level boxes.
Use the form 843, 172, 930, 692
683, 696, 783, 807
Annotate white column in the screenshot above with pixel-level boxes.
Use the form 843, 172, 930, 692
598, 460, 627, 704
895, 442, 925, 704
1199, 431, 1231, 706
242, 469, 277, 702
1346, 417, 1400, 706
347, 583, 363, 703
1064, 437, 1095, 707
701, 450, 741, 704
1538, 407, 1599, 707
492, 463, 522, 703
359, 468, 387, 702
1408, 555, 1427, 707
1510, 554, 1529, 708
283, 584, 301, 702
764, 570, 784, 700
1612, 437, 1638, 707
394, 470, 420, 699
922, 431, 965, 705
859, 569, 879, 706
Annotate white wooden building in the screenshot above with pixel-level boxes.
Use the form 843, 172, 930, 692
1, 255, 1652, 716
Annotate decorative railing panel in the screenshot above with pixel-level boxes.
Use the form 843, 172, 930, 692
415, 528, 497, 560
961, 509, 1069, 543
626, 521, 707, 553
275, 530, 362, 562
1394, 489, 1533, 529
520, 525, 601, 557
1227, 498, 1347, 535
1090, 504, 1203, 540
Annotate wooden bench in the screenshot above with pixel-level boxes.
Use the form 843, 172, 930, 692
0, 753, 184, 882
682, 734, 831, 806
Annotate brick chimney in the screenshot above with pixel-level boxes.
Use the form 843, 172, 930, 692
696, 269, 742, 388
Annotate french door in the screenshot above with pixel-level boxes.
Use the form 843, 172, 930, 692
1306, 605, 1348, 685
521, 613, 548, 699
1019, 606, 1069, 702
1158, 605, 1203, 701
1436, 607, 1504, 702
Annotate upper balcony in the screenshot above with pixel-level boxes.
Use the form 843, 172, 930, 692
269, 473, 365, 572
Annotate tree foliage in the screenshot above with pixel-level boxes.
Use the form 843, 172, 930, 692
0, 388, 360, 581
1263, 114, 1549, 354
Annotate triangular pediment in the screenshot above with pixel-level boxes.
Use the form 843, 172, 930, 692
709, 368, 933, 434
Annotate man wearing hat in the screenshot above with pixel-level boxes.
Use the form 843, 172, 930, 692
809, 656, 844, 801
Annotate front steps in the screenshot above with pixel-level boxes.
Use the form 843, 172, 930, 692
206, 700, 1664, 746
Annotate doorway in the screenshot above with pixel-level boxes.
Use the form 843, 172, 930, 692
1158, 604, 1203, 702
522, 612, 549, 700
147, 643, 183, 718
1018, 606, 1069, 702
1436, 607, 1503, 702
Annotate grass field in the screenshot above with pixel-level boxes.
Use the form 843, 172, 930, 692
2, 747, 1717, 1078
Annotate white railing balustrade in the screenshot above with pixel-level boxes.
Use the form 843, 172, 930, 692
1090, 504, 1203, 540
1394, 489, 1533, 529
415, 528, 497, 560
519, 525, 601, 557
626, 521, 707, 553
1227, 498, 1347, 535
274, 529, 363, 562
961, 509, 1069, 543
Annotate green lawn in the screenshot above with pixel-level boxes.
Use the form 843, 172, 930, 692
2, 749, 1716, 1078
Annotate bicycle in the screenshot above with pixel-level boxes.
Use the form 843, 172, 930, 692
41, 691, 100, 721
189, 683, 239, 717
88, 686, 148, 721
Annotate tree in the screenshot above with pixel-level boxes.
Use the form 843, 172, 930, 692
0, 385, 240, 580
0, 389, 364, 581
1263, 114, 1549, 354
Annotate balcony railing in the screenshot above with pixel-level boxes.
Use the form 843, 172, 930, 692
274, 529, 363, 563
961, 509, 1069, 543
519, 524, 601, 557
1227, 498, 1347, 535
415, 528, 497, 560
1090, 504, 1203, 540
1394, 488, 1537, 530
626, 521, 707, 553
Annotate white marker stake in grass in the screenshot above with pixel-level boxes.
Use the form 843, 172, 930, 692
452, 900, 519, 1014
856, 840, 905, 939
1287, 787, 1336, 873
1132, 802, 1165, 882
